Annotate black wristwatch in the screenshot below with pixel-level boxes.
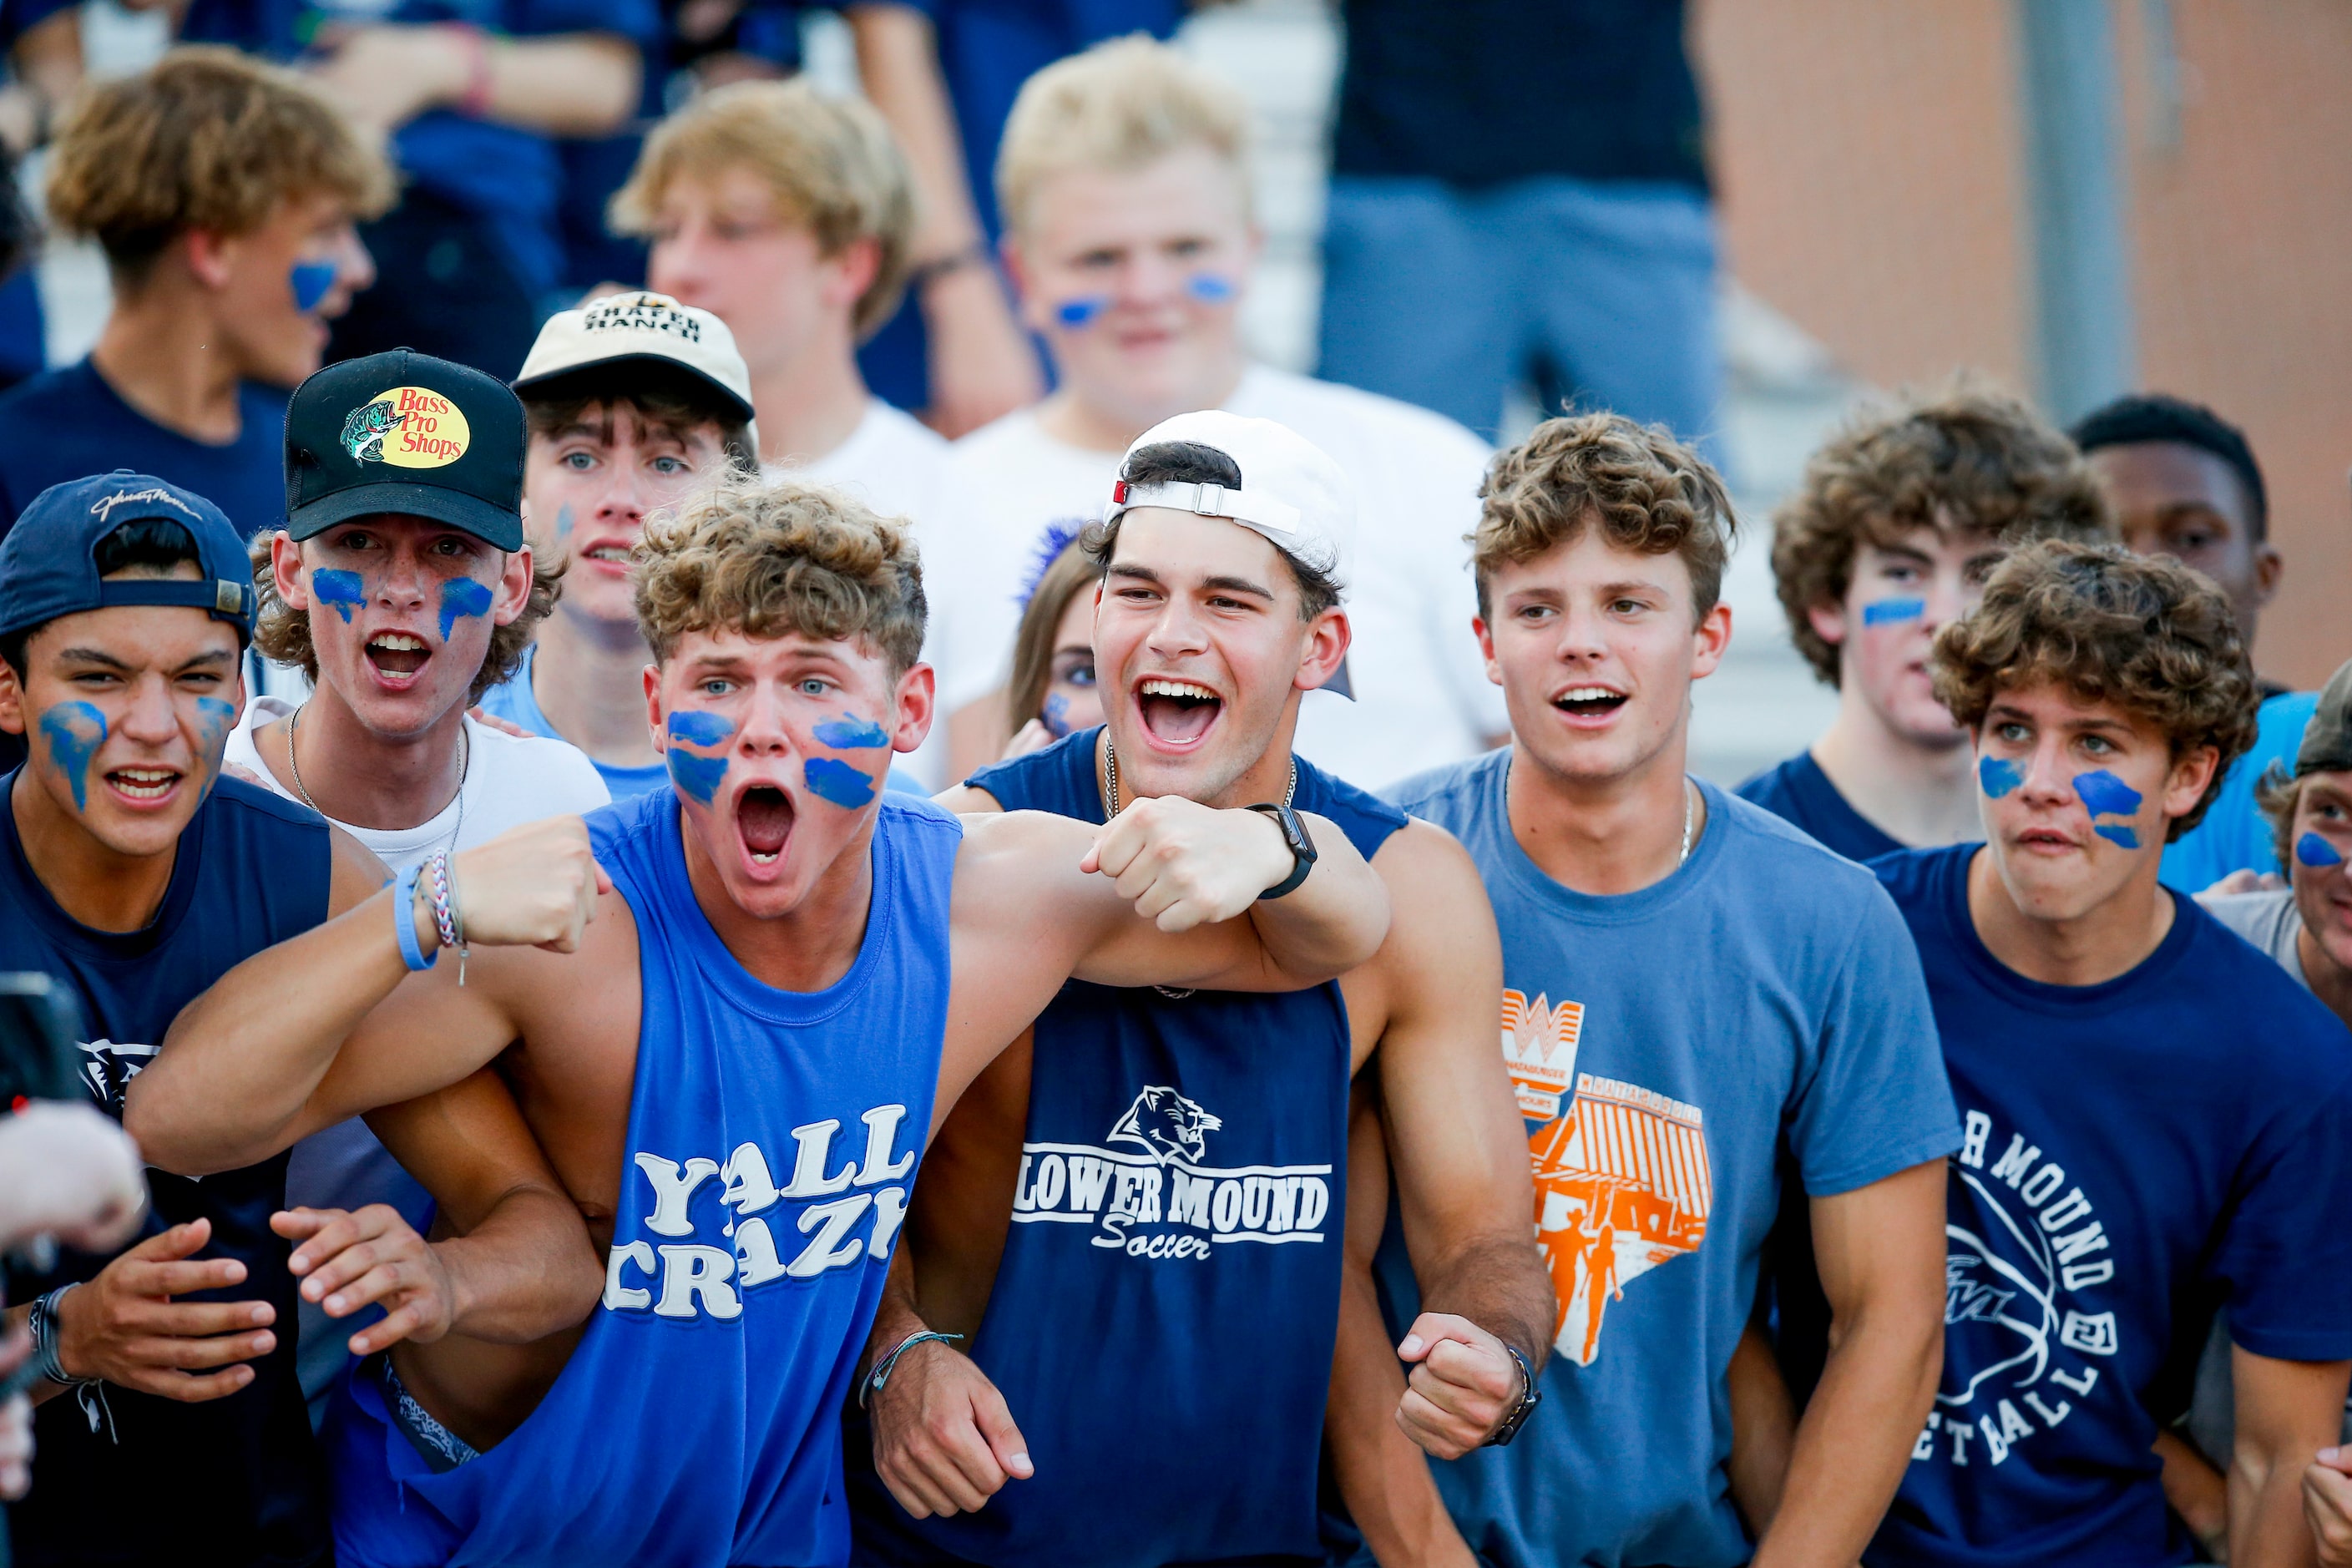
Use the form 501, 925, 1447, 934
1246, 802, 1318, 898
1485, 1343, 1542, 1447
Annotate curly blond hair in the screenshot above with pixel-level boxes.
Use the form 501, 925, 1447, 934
1771, 385, 2110, 686
1930, 539, 2257, 839
634, 476, 924, 673
1471, 412, 1736, 620
248, 535, 559, 706
612, 79, 918, 341
47, 47, 392, 283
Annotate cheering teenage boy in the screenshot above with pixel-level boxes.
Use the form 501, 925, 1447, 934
1375, 413, 1960, 1567
1859, 541, 2352, 1568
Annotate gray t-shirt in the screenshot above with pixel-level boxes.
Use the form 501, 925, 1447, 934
2202, 888, 2308, 989
1380, 753, 1961, 1568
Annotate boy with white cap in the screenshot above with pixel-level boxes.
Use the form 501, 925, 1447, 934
850, 411, 1550, 1568
478, 289, 757, 797
935, 38, 1503, 788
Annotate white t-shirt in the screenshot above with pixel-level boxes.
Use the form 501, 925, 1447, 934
225, 695, 610, 1409
764, 397, 960, 790
937, 364, 1506, 790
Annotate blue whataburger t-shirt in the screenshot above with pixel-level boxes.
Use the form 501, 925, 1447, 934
1383, 751, 1960, 1568
2159, 690, 2315, 893
1868, 845, 2352, 1568
1735, 749, 1907, 863
477, 644, 670, 798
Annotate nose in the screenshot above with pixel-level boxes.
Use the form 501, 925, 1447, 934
377, 547, 431, 607
1116, 249, 1187, 308
339, 227, 377, 297
117, 673, 180, 747
1142, 595, 1210, 663
647, 235, 706, 304
1550, 600, 1612, 665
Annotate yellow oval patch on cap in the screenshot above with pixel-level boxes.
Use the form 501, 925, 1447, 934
341, 387, 472, 469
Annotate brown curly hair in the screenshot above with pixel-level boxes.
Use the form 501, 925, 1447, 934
1472, 412, 1735, 620
635, 475, 925, 673
47, 47, 392, 284
248, 534, 561, 706
1930, 539, 2258, 839
1773, 386, 2110, 686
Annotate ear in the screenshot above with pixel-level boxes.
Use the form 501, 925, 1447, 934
1806, 597, 1850, 653
491, 545, 534, 626
271, 532, 311, 610
827, 235, 882, 312
181, 228, 238, 292
892, 661, 938, 756
1292, 607, 1351, 695
2162, 743, 2222, 825
1473, 615, 1500, 688
1691, 601, 1734, 680
2253, 542, 2284, 609
1001, 235, 1052, 336
0, 652, 23, 737
644, 662, 666, 751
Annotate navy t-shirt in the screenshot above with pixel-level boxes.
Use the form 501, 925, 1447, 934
1735, 750, 1907, 864
1869, 846, 2352, 1568
0, 359, 288, 540
1332, 0, 1707, 192
0, 771, 336, 1568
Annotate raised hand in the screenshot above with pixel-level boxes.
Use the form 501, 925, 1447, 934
276, 1205, 455, 1357
437, 815, 610, 953
54, 1218, 277, 1401
0, 1100, 147, 1254
1082, 795, 1292, 932
1395, 1312, 1527, 1459
870, 1337, 1034, 1518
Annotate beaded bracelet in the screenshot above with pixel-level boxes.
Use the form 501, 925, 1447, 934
392, 862, 435, 972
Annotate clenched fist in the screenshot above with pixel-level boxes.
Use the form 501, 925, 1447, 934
1082, 795, 1294, 931
421, 816, 611, 954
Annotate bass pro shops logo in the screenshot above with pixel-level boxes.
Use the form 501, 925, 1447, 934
341, 386, 472, 468
1913, 1108, 2119, 1470
1010, 1086, 1330, 1261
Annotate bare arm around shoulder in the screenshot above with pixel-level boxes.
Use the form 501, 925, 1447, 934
1749, 1160, 1948, 1568
1368, 822, 1554, 1459
126, 817, 609, 1177
2232, 1348, 2351, 1568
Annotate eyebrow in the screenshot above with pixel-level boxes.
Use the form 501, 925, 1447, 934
55, 647, 234, 670
1986, 701, 2132, 736
1200, 574, 1274, 601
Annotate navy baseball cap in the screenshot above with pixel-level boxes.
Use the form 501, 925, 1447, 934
0, 471, 255, 646
285, 348, 526, 550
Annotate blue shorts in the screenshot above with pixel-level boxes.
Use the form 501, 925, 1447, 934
320, 1359, 468, 1568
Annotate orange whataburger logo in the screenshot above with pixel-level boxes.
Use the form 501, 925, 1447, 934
341, 386, 471, 468
1503, 989, 1712, 1367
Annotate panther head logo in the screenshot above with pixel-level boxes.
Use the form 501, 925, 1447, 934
1108, 1085, 1222, 1165
341, 399, 403, 463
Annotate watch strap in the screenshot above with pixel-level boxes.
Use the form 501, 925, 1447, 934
1245, 802, 1316, 899
1484, 1341, 1542, 1447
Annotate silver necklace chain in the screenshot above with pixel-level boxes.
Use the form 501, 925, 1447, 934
287, 701, 468, 857
1102, 736, 1295, 822
1679, 777, 1696, 865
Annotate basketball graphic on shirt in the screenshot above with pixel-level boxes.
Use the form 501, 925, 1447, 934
1506, 990, 1712, 1367
341, 387, 472, 468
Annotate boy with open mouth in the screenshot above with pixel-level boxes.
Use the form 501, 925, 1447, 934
126, 473, 1393, 1568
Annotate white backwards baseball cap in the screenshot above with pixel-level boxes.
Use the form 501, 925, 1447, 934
513, 291, 758, 439
1104, 410, 1357, 595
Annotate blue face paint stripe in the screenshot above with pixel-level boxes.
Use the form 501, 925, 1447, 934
2094, 824, 2142, 850
2298, 832, 2344, 868
666, 711, 735, 747
1055, 296, 1110, 329
438, 578, 494, 641
668, 751, 727, 805
290, 259, 337, 314
812, 715, 890, 749
1185, 273, 1235, 304
311, 569, 366, 623
803, 756, 876, 808
1862, 598, 1925, 626
1042, 692, 1072, 739
1978, 756, 2024, 798
38, 702, 107, 812
2072, 770, 2144, 818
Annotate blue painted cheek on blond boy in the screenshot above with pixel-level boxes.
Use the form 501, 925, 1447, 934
812, 714, 890, 750
804, 757, 876, 808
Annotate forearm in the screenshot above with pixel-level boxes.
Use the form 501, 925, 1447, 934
2232, 1352, 2352, 1568
1417, 1232, 1552, 1377
131, 883, 427, 1175
1750, 1304, 1939, 1568
1726, 1320, 1798, 1537
1244, 812, 1391, 981
1329, 1268, 1476, 1568
475, 33, 638, 135
2157, 1428, 2230, 1561
2238, 1444, 2324, 1568
436, 1186, 599, 1343
847, 4, 984, 259
862, 1247, 931, 1381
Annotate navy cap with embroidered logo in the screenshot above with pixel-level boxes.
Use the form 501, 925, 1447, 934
0, 471, 255, 646
285, 348, 525, 551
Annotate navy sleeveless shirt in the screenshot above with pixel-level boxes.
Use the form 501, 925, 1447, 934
849, 729, 1405, 1568
0, 770, 333, 1568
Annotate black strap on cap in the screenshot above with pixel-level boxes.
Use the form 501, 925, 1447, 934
98, 579, 255, 629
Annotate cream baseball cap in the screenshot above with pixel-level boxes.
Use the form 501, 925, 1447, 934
513, 291, 757, 434
1103, 410, 1357, 594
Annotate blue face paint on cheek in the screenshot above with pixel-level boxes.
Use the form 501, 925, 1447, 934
1055, 295, 1110, 330
38, 702, 107, 812
2073, 770, 2143, 818
290, 259, 337, 314
1185, 273, 1235, 305
668, 749, 728, 804
1862, 598, 1925, 626
2094, 824, 2142, 849
195, 695, 235, 766
554, 504, 575, 544
438, 578, 494, 640
803, 756, 876, 808
1042, 692, 1072, 738
666, 711, 735, 748
2298, 832, 2344, 868
311, 569, 366, 623
812, 714, 890, 749
1979, 756, 2024, 798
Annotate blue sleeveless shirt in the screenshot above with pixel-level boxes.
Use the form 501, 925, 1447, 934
341, 786, 959, 1568
0, 771, 333, 1568
849, 730, 1404, 1568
